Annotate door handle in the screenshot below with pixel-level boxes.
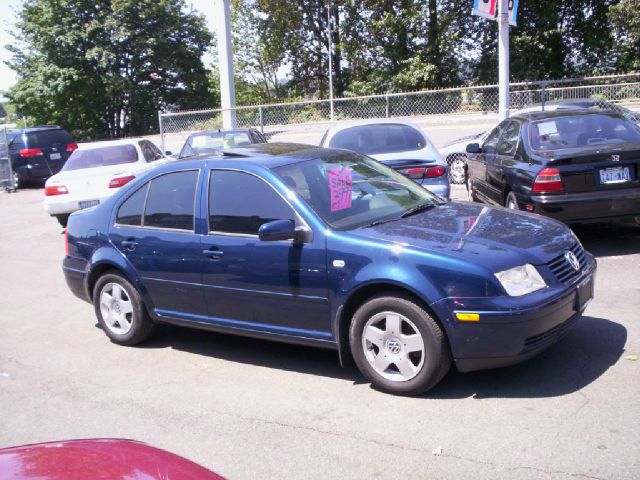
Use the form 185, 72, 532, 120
121, 239, 138, 251
203, 249, 224, 259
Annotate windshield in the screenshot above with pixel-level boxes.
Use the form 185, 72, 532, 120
273, 152, 440, 230
180, 132, 252, 157
62, 145, 138, 171
530, 114, 640, 150
328, 124, 426, 155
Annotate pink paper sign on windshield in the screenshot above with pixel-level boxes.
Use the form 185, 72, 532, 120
328, 166, 353, 212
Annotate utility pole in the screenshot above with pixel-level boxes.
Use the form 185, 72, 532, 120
327, 3, 334, 121
215, 0, 236, 129
498, 0, 510, 120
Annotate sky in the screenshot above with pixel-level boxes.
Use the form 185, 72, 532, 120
0, 0, 218, 100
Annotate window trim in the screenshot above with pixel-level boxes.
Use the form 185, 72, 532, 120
207, 167, 310, 239
113, 168, 201, 233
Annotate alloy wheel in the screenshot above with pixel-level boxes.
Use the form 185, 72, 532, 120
99, 282, 134, 335
361, 311, 425, 382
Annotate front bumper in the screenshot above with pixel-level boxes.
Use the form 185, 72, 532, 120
530, 187, 640, 223
432, 260, 596, 373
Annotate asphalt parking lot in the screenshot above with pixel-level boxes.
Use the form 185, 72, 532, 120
1, 186, 639, 479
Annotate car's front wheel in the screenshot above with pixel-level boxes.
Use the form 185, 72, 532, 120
505, 191, 519, 210
93, 272, 156, 346
349, 294, 451, 396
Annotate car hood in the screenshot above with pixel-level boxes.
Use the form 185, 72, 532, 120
348, 201, 576, 272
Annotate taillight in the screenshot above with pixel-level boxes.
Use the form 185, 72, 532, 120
108, 175, 135, 188
425, 166, 446, 178
66, 143, 78, 152
64, 228, 69, 256
45, 185, 69, 196
532, 167, 564, 194
400, 166, 446, 180
19, 148, 43, 158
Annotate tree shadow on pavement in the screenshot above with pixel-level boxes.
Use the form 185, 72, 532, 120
427, 316, 626, 399
139, 315, 625, 398
571, 221, 640, 257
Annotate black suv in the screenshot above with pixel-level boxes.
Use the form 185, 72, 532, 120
8, 126, 76, 188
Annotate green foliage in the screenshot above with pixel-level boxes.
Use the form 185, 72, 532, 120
7, 0, 215, 139
609, 0, 640, 71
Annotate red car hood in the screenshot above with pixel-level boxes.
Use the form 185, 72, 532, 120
0, 439, 224, 480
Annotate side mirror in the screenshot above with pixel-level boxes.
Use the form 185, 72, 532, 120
165, 150, 173, 156
258, 219, 311, 243
466, 143, 481, 154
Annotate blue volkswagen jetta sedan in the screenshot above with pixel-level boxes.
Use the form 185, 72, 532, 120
63, 143, 596, 395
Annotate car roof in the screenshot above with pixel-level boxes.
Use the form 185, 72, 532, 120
510, 109, 624, 122
11, 125, 67, 133
76, 138, 146, 151
187, 128, 254, 138
175, 142, 334, 169
325, 118, 420, 132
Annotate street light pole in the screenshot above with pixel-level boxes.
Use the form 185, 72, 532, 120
327, 3, 334, 121
215, 0, 236, 129
498, 0, 510, 120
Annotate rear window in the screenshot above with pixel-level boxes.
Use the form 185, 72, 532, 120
24, 129, 73, 148
328, 124, 426, 155
62, 145, 139, 171
530, 114, 640, 150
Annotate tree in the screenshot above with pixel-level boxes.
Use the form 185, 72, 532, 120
7, 0, 215, 140
609, 0, 640, 71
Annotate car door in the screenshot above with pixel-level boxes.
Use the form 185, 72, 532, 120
490, 120, 522, 204
469, 123, 504, 203
200, 168, 330, 339
110, 169, 207, 317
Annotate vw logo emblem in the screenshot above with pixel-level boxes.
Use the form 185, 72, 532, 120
564, 251, 580, 271
385, 337, 402, 355
611, 154, 620, 162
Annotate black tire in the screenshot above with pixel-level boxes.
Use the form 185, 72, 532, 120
93, 271, 156, 346
349, 293, 451, 396
505, 191, 519, 210
56, 214, 69, 228
447, 154, 467, 184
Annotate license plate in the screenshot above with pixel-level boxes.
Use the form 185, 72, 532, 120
79, 200, 99, 209
598, 166, 631, 184
576, 276, 594, 312
50, 153, 62, 160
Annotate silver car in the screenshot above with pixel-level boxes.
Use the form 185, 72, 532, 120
320, 119, 450, 199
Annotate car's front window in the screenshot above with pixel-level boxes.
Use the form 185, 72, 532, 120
274, 152, 441, 230
183, 132, 252, 157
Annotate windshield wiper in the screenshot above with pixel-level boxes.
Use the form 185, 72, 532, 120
401, 202, 437, 218
359, 217, 400, 229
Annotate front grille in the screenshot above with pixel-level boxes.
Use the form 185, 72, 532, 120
546, 242, 586, 285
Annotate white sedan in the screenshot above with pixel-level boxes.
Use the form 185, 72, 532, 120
44, 138, 169, 226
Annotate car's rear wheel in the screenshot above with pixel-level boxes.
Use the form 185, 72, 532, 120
505, 191, 519, 210
447, 154, 467, 184
93, 272, 156, 346
466, 175, 477, 202
56, 214, 69, 227
349, 294, 451, 396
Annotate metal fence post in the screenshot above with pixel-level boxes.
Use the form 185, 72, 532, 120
158, 111, 165, 154
540, 82, 547, 111
259, 106, 264, 133
385, 94, 390, 118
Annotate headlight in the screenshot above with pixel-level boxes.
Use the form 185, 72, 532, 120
495, 264, 547, 296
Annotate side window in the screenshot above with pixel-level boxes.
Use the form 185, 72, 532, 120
116, 183, 149, 226
144, 170, 198, 231
139, 141, 155, 162
209, 170, 294, 235
482, 123, 506, 155
497, 121, 521, 156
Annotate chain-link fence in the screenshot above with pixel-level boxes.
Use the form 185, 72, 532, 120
0, 126, 15, 192
159, 73, 640, 179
